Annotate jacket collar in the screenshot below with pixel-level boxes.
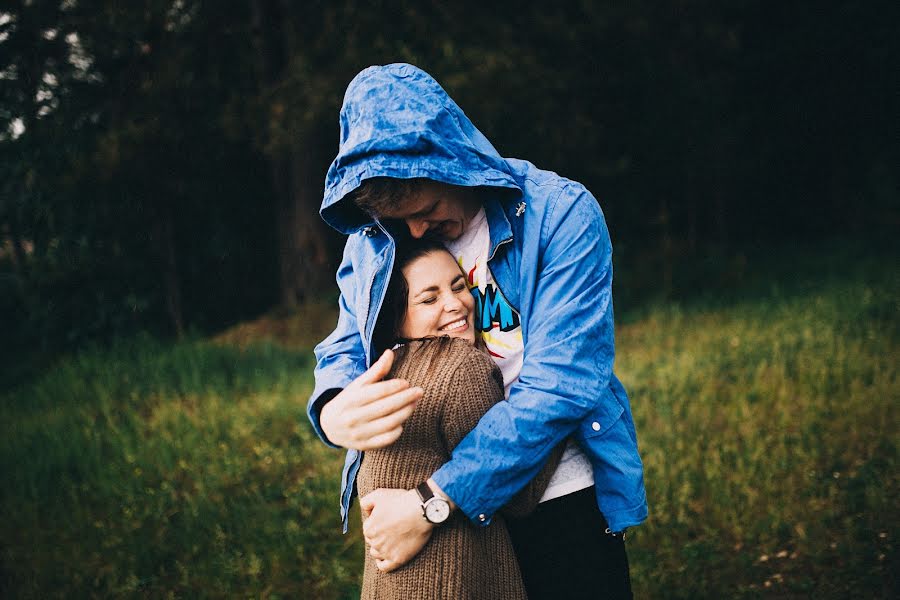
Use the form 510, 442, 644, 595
484, 196, 513, 259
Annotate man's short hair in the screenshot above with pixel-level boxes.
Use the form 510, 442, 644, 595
349, 177, 426, 217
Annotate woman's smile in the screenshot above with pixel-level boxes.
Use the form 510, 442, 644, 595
438, 317, 469, 333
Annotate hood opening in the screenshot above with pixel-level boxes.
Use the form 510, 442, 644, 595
320, 63, 520, 234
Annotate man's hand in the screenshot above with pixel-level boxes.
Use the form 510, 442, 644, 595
320, 350, 423, 450
360, 488, 433, 572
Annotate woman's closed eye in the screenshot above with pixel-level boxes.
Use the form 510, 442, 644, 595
451, 275, 467, 293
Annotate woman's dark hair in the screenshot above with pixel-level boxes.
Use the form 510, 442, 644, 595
371, 237, 454, 356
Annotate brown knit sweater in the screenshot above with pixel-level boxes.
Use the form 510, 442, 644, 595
357, 337, 562, 600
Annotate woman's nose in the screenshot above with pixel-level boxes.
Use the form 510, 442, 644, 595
444, 295, 463, 311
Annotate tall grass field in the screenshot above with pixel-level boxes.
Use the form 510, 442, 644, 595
2, 247, 897, 598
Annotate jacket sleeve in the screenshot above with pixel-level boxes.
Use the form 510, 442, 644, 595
501, 442, 565, 519
432, 185, 618, 524
307, 235, 368, 449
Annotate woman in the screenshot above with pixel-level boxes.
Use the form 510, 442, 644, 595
357, 238, 562, 599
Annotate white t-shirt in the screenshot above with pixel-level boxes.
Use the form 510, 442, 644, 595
444, 208, 594, 502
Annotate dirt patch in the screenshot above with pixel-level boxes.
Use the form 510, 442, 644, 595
213, 301, 339, 350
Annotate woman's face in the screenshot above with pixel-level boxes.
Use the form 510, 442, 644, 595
399, 250, 476, 344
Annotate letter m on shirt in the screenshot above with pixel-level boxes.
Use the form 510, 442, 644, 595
479, 286, 520, 333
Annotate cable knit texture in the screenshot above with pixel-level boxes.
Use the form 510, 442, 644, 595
357, 337, 562, 599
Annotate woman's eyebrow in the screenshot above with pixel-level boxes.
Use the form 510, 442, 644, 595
412, 275, 465, 298
412, 285, 439, 297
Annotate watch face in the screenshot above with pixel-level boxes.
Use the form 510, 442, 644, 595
424, 498, 450, 523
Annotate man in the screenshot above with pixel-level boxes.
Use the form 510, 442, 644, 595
308, 63, 647, 598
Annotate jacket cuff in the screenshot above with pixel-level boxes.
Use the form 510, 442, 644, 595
308, 388, 343, 449
431, 465, 494, 527
603, 499, 649, 533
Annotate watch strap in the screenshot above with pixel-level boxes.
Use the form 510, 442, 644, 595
416, 481, 435, 503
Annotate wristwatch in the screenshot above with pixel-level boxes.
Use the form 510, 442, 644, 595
416, 481, 451, 525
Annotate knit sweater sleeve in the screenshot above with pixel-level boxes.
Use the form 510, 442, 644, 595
441, 349, 505, 452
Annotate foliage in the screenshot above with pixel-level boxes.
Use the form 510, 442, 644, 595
1, 248, 896, 598
2, 1, 898, 351
1, 0, 278, 350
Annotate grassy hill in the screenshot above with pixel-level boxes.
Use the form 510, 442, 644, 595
1, 245, 897, 598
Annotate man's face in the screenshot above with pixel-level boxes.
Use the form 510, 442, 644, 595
379, 181, 481, 241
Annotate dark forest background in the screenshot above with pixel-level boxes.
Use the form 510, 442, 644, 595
1, 0, 897, 369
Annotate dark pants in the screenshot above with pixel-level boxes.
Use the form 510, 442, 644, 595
506, 486, 633, 600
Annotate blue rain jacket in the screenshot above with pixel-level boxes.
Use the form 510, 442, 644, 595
308, 63, 647, 533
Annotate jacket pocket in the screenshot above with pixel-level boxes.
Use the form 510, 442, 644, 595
580, 387, 625, 438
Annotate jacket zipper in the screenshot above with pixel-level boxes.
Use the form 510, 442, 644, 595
363, 225, 395, 366
486, 236, 521, 315
487, 235, 512, 262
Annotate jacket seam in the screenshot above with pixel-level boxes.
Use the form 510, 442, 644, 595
540, 184, 570, 242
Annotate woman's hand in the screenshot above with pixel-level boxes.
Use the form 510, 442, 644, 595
361, 488, 433, 572
320, 350, 423, 450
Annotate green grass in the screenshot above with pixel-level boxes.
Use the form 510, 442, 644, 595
0, 337, 363, 599
1, 247, 897, 598
618, 255, 898, 598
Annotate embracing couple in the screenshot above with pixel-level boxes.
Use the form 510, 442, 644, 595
307, 64, 648, 599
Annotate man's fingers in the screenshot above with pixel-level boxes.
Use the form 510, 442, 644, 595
357, 378, 413, 404
350, 407, 416, 449
360, 489, 384, 513
362, 520, 375, 544
365, 402, 418, 437
360, 494, 375, 513
342, 390, 420, 451
355, 349, 395, 385
358, 386, 422, 420
358, 426, 404, 451
376, 558, 399, 573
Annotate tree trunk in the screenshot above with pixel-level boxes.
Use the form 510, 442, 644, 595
289, 143, 332, 302
6, 217, 27, 277
154, 205, 185, 337
268, 154, 297, 308
271, 144, 334, 307
659, 197, 673, 299
683, 132, 698, 254
251, 0, 335, 308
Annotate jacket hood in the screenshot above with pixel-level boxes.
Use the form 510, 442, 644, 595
321, 63, 520, 234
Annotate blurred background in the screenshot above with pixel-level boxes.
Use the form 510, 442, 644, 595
1, 1, 897, 598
